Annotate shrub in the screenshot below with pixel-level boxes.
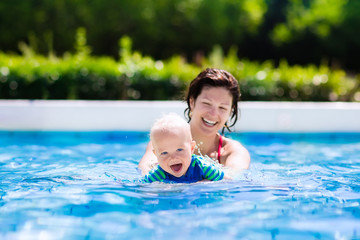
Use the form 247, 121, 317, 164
0, 37, 358, 101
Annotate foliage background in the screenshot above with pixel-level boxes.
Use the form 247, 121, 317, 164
0, 0, 359, 101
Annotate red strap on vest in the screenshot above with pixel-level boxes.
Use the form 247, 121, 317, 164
217, 135, 223, 162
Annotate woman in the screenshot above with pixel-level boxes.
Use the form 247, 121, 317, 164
138, 68, 250, 175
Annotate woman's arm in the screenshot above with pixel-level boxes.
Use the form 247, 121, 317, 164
223, 138, 251, 171
138, 141, 158, 175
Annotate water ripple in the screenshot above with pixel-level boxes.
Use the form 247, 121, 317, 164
1, 132, 360, 239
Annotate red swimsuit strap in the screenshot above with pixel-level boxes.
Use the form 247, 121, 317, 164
217, 135, 223, 162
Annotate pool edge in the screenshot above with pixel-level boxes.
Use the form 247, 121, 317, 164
0, 100, 359, 132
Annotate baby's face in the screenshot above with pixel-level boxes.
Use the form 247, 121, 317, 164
152, 128, 195, 177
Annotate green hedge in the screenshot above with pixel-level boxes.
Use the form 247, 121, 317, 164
0, 37, 359, 101
1, 1, 360, 71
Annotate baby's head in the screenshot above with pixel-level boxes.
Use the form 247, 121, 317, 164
150, 113, 196, 177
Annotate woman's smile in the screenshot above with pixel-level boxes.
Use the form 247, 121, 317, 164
190, 86, 233, 135
202, 117, 218, 127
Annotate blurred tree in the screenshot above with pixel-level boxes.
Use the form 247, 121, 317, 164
325, 0, 360, 71
0, 0, 83, 55
267, 0, 359, 70
0, 0, 359, 71
271, 0, 347, 43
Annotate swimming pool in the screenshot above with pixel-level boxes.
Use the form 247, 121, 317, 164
1, 131, 359, 239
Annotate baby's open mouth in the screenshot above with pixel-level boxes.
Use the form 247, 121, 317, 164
170, 163, 183, 172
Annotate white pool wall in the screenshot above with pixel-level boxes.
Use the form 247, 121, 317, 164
0, 100, 359, 132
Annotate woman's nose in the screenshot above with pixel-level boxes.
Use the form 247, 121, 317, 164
208, 106, 217, 115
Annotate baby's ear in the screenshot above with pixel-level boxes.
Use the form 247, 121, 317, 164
191, 140, 196, 153
152, 148, 156, 155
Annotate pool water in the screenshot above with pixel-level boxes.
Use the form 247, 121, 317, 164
0, 131, 359, 240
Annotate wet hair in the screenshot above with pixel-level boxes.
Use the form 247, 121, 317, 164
184, 68, 240, 133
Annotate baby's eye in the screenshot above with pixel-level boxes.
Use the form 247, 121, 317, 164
160, 151, 168, 155
176, 148, 184, 152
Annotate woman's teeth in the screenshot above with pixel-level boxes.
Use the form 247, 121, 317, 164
202, 118, 217, 126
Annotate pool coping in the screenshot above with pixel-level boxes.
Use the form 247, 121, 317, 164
0, 100, 359, 132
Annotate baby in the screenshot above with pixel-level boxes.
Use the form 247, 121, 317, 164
143, 113, 226, 183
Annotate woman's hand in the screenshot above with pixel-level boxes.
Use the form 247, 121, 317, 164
138, 141, 158, 175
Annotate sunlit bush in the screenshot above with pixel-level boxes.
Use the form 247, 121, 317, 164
0, 36, 358, 101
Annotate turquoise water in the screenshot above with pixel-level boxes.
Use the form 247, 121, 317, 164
0, 131, 359, 240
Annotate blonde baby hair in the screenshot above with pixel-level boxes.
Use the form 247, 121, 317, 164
150, 113, 191, 141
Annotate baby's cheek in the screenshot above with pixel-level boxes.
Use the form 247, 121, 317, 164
158, 159, 167, 167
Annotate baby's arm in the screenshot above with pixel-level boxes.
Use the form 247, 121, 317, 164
202, 162, 227, 181
143, 165, 167, 183
200, 169, 231, 182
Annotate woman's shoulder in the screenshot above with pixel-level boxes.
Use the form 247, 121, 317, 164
221, 135, 251, 169
222, 135, 245, 149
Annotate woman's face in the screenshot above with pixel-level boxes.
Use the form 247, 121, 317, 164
189, 86, 233, 136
